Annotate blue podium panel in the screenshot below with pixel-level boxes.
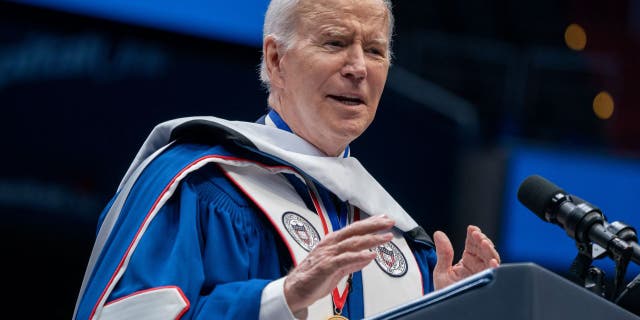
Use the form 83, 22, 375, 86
367, 263, 639, 320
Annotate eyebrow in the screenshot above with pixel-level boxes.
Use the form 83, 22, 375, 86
319, 26, 350, 38
319, 28, 388, 46
367, 38, 389, 47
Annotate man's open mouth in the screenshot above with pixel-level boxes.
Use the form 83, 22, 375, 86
328, 95, 364, 106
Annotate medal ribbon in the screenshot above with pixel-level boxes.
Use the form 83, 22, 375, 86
307, 183, 354, 316
309, 183, 360, 315
332, 208, 360, 315
332, 275, 351, 314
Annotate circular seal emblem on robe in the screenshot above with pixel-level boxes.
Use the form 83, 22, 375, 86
373, 241, 408, 277
282, 212, 321, 252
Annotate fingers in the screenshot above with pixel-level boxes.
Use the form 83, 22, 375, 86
330, 250, 378, 277
463, 225, 501, 269
312, 215, 395, 271
470, 225, 500, 263
467, 225, 496, 252
317, 215, 395, 255
330, 215, 395, 243
300, 249, 377, 282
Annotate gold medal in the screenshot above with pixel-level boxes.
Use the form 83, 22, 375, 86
327, 316, 348, 320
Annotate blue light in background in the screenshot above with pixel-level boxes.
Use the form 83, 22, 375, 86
501, 145, 640, 279
12, 0, 269, 46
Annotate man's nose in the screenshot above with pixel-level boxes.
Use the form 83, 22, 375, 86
341, 45, 367, 81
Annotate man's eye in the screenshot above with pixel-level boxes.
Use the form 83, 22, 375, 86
367, 48, 385, 56
325, 40, 345, 47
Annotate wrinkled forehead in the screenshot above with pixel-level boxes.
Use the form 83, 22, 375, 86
295, 0, 391, 39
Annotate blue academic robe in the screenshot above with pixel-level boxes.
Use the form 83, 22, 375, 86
76, 141, 437, 319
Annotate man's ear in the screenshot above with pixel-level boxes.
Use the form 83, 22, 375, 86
263, 35, 286, 89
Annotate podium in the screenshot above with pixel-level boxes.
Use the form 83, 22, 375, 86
367, 263, 639, 320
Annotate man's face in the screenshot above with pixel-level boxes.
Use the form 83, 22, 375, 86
271, 0, 391, 156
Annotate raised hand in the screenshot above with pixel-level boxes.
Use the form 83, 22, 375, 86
432, 225, 500, 290
283, 215, 395, 316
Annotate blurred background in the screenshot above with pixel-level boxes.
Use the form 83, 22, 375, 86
1, 0, 639, 317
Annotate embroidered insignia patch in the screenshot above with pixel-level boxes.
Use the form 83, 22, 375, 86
373, 241, 408, 277
282, 211, 321, 252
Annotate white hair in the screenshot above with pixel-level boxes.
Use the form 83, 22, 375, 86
259, 0, 395, 90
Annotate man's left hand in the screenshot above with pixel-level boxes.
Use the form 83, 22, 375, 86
432, 225, 500, 290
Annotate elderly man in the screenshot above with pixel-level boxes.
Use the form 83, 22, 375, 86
74, 0, 500, 319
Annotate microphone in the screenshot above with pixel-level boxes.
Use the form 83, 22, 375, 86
517, 174, 640, 265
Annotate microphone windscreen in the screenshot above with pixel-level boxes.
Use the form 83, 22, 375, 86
517, 175, 565, 221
